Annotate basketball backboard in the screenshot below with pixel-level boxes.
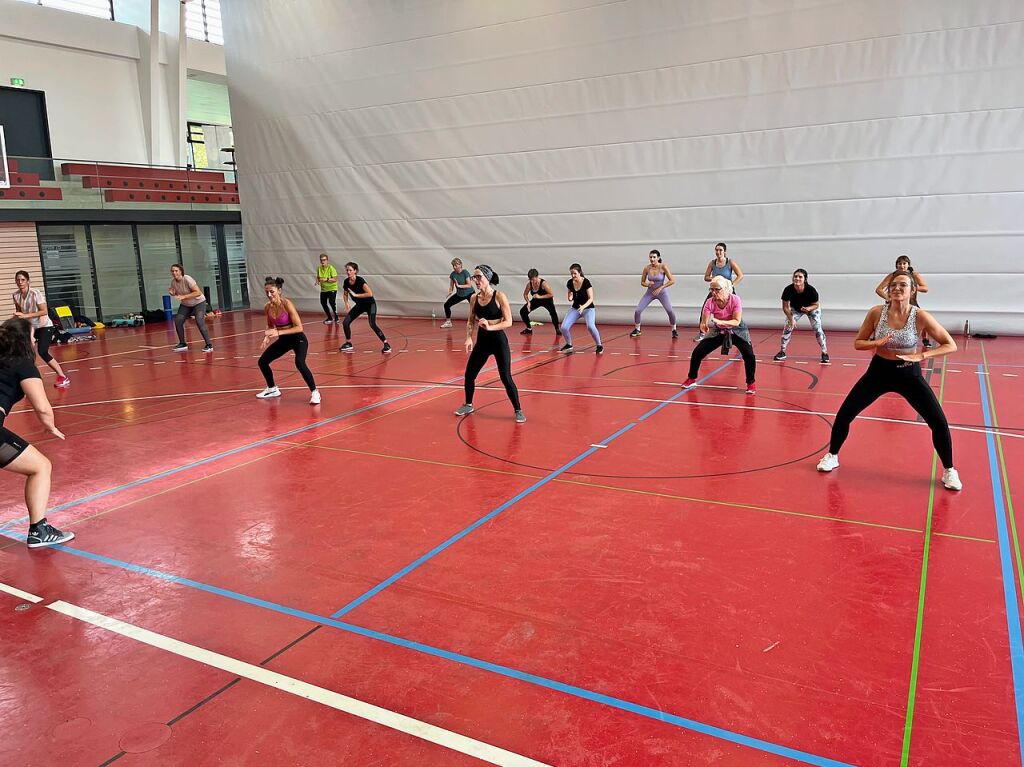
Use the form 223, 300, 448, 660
0, 126, 9, 189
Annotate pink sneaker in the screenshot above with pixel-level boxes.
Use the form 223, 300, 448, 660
681, 378, 697, 389
55, 376, 71, 389
746, 382, 757, 395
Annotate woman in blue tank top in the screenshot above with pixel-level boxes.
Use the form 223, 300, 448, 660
696, 243, 744, 340
816, 271, 961, 491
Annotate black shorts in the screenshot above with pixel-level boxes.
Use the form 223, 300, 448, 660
0, 421, 30, 469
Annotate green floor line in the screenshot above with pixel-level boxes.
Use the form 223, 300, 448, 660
899, 361, 947, 766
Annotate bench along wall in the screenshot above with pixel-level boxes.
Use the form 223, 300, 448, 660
223, 0, 1024, 333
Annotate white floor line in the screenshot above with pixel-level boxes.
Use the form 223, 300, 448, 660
46, 601, 551, 767
0, 581, 43, 603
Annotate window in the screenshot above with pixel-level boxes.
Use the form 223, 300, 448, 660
15, 0, 114, 21
186, 0, 223, 45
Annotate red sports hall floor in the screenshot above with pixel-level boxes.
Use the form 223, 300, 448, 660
0, 312, 1021, 766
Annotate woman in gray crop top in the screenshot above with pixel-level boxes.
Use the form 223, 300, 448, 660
816, 272, 962, 491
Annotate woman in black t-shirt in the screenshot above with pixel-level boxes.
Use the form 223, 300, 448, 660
453, 265, 525, 423
559, 263, 603, 353
0, 318, 74, 548
773, 269, 829, 363
339, 262, 391, 354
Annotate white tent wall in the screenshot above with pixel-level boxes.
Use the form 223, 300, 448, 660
221, 0, 1024, 333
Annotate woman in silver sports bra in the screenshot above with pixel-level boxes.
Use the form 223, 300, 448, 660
816, 271, 963, 491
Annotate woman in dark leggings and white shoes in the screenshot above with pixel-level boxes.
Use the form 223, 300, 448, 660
339, 262, 391, 354
454, 265, 525, 423
0, 318, 74, 548
257, 278, 320, 404
817, 271, 961, 490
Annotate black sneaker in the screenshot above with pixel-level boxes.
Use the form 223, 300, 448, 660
340, 342, 354, 352
27, 522, 75, 549
520, 327, 533, 335
629, 329, 642, 338
559, 344, 574, 353
773, 351, 787, 361
382, 342, 392, 354
172, 343, 188, 352
671, 328, 678, 339
821, 352, 830, 364
202, 345, 214, 353
595, 345, 604, 354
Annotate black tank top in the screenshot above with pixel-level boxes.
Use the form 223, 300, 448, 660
476, 291, 504, 331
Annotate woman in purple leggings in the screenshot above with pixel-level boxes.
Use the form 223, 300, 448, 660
630, 250, 678, 339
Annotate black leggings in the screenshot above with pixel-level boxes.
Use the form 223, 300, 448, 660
519, 298, 560, 329
35, 326, 56, 363
320, 291, 338, 320
343, 301, 386, 342
258, 333, 317, 391
830, 356, 953, 468
444, 293, 472, 319
688, 333, 756, 384
464, 330, 521, 411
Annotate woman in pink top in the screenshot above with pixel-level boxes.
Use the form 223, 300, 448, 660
681, 275, 757, 394
256, 277, 320, 404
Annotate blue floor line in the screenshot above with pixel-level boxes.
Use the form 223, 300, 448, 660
1, 532, 852, 767
0, 351, 545, 532
331, 359, 734, 619
977, 364, 1024, 757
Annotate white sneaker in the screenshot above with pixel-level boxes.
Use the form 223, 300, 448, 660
440, 319, 453, 328
816, 453, 839, 472
256, 386, 281, 399
309, 389, 321, 405
942, 468, 963, 491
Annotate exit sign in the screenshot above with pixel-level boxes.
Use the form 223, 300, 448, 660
9, 78, 25, 87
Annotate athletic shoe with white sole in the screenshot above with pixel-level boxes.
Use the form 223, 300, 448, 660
816, 453, 840, 472
54, 375, 71, 388
27, 521, 75, 549
454, 404, 474, 416
309, 389, 321, 405
515, 410, 527, 423
942, 468, 963, 491
256, 386, 281, 399
172, 343, 188, 352
440, 319, 453, 328
382, 342, 392, 353
339, 342, 354, 352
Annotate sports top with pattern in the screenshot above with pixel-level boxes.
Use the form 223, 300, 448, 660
874, 304, 920, 354
567, 277, 596, 309
12, 288, 53, 329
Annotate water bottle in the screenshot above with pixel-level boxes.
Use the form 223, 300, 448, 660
431, 310, 436, 321
963, 320, 970, 337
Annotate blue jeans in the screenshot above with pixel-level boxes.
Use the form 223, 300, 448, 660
561, 307, 601, 346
